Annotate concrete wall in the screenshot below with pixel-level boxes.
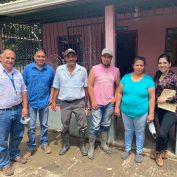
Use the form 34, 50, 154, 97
41, 107, 117, 144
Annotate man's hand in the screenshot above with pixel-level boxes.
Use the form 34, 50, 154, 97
91, 100, 98, 110
48, 98, 53, 106
51, 101, 57, 112
114, 107, 120, 117
110, 97, 116, 104
22, 108, 28, 118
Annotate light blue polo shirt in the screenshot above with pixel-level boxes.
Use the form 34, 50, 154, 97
52, 64, 87, 101
120, 73, 155, 118
23, 62, 54, 109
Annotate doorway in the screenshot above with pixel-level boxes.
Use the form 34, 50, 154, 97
116, 31, 137, 78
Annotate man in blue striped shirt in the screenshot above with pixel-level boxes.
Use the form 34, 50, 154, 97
23, 49, 54, 160
0, 49, 28, 176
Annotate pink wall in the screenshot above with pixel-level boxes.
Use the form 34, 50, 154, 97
117, 13, 177, 76
42, 8, 177, 76
42, 17, 104, 70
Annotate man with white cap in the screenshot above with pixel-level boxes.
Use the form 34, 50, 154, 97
51, 48, 90, 156
88, 48, 120, 159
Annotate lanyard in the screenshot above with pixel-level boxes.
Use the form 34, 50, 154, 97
4, 70, 17, 94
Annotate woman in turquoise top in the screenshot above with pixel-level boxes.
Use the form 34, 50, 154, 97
115, 56, 155, 163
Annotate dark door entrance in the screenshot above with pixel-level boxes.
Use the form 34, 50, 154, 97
116, 31, 137, 78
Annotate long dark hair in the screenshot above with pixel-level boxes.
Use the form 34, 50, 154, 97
157, 53, 171, 64
154, 70, 162, 82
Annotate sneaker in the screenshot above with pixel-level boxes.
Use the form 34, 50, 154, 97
155, 152, 163, 167
41, 144, 52, 154
134, 154, 143, 163
121, 151, 131, 160
14, 156, 27, 164
23, 150, 35, 160
2, 166, 14, 176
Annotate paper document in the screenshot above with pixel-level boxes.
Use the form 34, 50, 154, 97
158, 89, 177, 112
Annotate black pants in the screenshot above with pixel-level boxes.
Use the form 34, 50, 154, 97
156, 108, 177, 151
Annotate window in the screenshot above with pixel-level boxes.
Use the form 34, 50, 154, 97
57, 35, 83, 64
165, 28, 177, 66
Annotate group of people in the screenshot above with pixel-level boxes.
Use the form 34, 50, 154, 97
0, 48, 176, 176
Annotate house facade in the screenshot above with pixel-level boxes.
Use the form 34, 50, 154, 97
0, 0, 176, 76
0, 0, 176, 151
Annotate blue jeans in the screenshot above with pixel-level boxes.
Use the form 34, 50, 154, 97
122, 112, 148, 154
27, 105, 49, 150
0, 107, 24, 168
89, 103, 114, 135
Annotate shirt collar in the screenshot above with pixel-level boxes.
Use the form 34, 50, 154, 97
61, 64, 81, 75
0, 63, 16, 74
32, 62, 47, 70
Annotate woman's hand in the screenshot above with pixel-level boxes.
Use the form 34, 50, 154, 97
147, 113, 154, 123
157, 97, 166, 104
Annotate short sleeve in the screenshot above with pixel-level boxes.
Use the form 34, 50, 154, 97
147, 76, 155, 88
83, 68, 88, 87
49, 67, 55, 88
52, 68, 60, 89
120, 74, 128, 85
19, 72, 27, 92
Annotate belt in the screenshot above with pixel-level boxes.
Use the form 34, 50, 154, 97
62, 98, 84, 103
0, 103, 22, 111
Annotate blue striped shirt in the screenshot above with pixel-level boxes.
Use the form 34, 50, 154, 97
0, 63, 26, 109
23, 62, 54, 109
52, 64, 87, 101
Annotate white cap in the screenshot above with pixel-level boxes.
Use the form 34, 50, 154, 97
101, 48, 113, 57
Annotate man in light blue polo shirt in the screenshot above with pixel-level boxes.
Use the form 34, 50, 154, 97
0, 49, 28, 176
51, 48, 90, 156
23, 49, 54, 160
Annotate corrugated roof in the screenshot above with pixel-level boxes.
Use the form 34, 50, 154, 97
0, 0, 177, 23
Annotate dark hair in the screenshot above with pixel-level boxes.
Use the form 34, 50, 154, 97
35, 48, 47, 56
154, 70, 162, 82
133, 56, 146, 65
157, 53, 171, 63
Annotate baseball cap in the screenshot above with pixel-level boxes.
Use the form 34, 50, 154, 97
64, 48, 76, 56
101, 48, 113, 57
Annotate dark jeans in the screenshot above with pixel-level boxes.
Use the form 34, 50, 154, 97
156, 108, 177, 151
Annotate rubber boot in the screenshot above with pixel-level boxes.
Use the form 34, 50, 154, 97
88, 135, 96, 159
100, 131, 111, 154
79, 130, 88, 156
59, 132, 70, 155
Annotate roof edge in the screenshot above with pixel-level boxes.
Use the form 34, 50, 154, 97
0, 0, 80, 16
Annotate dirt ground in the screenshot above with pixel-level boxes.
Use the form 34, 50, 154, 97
1, 128, 177, 177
